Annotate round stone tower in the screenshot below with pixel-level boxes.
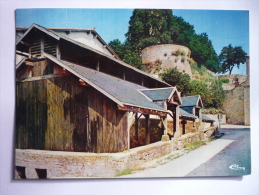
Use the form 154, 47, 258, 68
142, 44, 192, 77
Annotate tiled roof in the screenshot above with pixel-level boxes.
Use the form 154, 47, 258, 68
44, 53, 168, 112
139, 88, 175, 101
180, 108, 196, 119
180, 95, 201, 107
16, 24, 170, 87
202, 114, 215, 122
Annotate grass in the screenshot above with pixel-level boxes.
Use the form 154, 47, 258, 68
115, 167, 155, 177
183, 141, 206, 151
115, 169, 132, 177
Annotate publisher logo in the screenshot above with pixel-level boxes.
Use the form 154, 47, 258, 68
229, 164, 245, 171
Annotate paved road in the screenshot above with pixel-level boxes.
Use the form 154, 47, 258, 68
186, 127, 251, 176
120, 125, 251, 178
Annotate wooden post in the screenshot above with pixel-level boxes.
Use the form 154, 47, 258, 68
29, 46, 32, 58
161, 115, 170, 141
181, 120, 187, 134
96, 59, 100, 71
56, 42, 61, 60
199, 108, 202, 126
40, 35, 44, 58
135, 113, 139, 141
145, 114, 150, 145
174, 105, 180, 138
123, 70, 126, 80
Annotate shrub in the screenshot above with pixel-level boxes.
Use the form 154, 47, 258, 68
220, 78, 230, 83
160, 67, 191, 95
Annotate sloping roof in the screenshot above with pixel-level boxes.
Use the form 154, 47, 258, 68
201, 114, 215, 122
16, 24, 170, 87
16, 25, 118, 59
180, 108, 196, 119
180, 95, 203, 107
139, 88, 175, 101
17, 26, 96, 32
44, 53, 168, 112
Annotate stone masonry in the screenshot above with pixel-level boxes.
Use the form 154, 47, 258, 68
15, 126, 217, 179
142, 44, 192, 77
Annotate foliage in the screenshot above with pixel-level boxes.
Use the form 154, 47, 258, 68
209, 80, 225, 108
160, 68, 225, 108
186, 79, 225, 108
171, 16, 195, 46
108, 39, 143, 69
159, 68, 191, 95
172, 17, 220, 73
198, 65, 207, 76
186, 80, 213, 106
201, 107, 226, 115
109, 10, 220, 73
219, 44, 247, 74
125, 9, 174, 50
219, 78, 230, 83
184, 141, 206, 151
188, 33, 220, 73
122, 50, 143, 70
115, 169, 132, 177
108, 39, 125, 59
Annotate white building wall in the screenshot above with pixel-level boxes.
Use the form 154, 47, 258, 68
56, 31, 112, 57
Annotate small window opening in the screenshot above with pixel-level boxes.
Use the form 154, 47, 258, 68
35, 168, 47, 179
16, 166, 26, 179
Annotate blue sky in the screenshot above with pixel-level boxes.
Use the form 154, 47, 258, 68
16, 8, 249, 75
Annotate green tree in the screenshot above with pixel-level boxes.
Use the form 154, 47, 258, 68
186, 79, 225, 108
219, 44, 247, 74
171, 16, 195, 46
188, 33, 220, 73
159, 68, 191, 95
186, 80, 213, 107
122, 50, 143, 70
210, 80, 225, 108
108, 39, 125, 59
125, 9, 174, 51
171, 17, 220, 73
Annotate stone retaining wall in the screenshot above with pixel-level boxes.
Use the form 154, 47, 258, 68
141, 44, 192, 76
15, 127, 217, 179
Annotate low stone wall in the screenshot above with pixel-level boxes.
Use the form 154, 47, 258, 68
15, 127, 217, 179
205, 114, 227, 124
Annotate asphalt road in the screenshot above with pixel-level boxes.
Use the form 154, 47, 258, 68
186, 127, 251, 177
120, 126, 251, 178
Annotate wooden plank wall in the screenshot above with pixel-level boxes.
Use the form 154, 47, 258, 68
16, 79, 47, 149
16, 61, 129, 153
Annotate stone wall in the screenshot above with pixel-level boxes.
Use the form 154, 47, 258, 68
15, 141, 171, 178
142, 44, 192, 76
220, 80, 250, 125
218, 74, 247, 84
15, 125, 217, 179
130, 118, 163, 148
219, 74, 247, 91
204, 114, 227, 124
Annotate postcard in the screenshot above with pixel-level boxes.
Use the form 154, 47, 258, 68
15, 8, 250, 179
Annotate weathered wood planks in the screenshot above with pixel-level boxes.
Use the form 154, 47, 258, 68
16, 60, 129, 153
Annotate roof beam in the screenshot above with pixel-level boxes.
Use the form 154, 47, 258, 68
43, 52, 125, 107
118, 105, 167, 117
